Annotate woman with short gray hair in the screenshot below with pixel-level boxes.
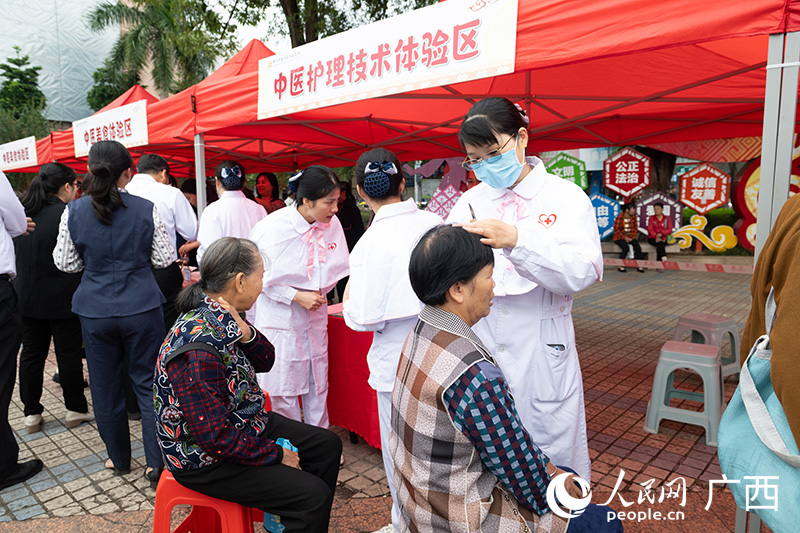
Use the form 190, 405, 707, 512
154, 237, 341, 533
392, 225, 622, 532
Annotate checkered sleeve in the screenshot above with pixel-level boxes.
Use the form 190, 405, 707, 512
166, 349, 283, 466
237, 325, 276, 373
612, 214, 626, 242
444, 360, 552, 514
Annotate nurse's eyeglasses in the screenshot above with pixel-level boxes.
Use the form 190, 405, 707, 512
461, 133, 517, 171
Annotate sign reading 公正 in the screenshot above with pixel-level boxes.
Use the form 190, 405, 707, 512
679, 164, 730, 215
257, 0, 518, 120
604, 147, 651, 198
72, 100, 149, 158
0, 136, 37, 171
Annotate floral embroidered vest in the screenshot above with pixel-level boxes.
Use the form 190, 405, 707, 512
154, 296, 269, 471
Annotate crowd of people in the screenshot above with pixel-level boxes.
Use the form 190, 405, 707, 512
0, 97, 635, 532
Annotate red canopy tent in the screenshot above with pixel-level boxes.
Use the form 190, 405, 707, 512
183, 0, 800, 172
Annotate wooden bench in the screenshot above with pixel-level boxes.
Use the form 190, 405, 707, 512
601, 241, 679, 262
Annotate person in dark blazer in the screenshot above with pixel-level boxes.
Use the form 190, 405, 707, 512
0, 170, 43, 491
14, 163, 92, 434
53, 140, 174, 488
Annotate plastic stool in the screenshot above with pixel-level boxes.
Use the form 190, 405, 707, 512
735, 506, 762, 533
153, 471, 257, 533
672, 313, 740, 378
643, 341, 723, 446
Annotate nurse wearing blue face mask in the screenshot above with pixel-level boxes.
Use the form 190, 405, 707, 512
446, 97, 603, 483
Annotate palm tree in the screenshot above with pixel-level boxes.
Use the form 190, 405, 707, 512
88, 0, 226, 95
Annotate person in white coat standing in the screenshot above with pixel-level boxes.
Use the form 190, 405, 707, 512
196, 161, 267, 264
342, 148, 441, 531
251, 166, 349, 430
446, 97, 602, 482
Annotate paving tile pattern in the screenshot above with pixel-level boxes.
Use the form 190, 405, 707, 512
0, 269, 770, 532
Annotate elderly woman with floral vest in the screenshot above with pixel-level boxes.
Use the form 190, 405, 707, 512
392, 225, 622, 532
153, 237, 341, 533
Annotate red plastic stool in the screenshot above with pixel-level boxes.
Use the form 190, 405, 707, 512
153, 471, 257, 533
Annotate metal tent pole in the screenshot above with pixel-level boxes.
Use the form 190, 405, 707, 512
194, 133, 207, 220
755, 32, 800, 259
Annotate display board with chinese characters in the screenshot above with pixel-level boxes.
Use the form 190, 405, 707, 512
678, 163, 730, 215
546, 152, 588, 189
72, 100, 149, 158
636, 191, 683, 236
604, 147, 652, 198
0, 136, 37, 171
589, 192, 620, 240
257, 0, 517, 119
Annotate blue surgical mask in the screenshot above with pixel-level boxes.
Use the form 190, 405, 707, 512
473, 137, 524, 189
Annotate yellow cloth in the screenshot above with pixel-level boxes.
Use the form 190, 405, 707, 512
741, 194, 800, 445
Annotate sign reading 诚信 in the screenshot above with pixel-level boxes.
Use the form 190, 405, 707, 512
257, 0, 518, 120
0, 136, 37, 171
72, 100, 149, 158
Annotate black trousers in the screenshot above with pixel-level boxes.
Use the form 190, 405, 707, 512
173, 413, 342, 533
613, 239, 643, 260
0, 278, 22, 478
80, 308, 165, 469
153, 262, 182, 330
647, 238, 668, 261
19, 317, 88, 416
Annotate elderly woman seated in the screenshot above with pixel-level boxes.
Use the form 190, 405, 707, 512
153, 237, 341, 533
392, 225, 622, 532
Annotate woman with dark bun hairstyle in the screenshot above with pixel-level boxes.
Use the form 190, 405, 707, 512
342, 148, 441, 530
249, 165, 349, 431
446, 97, 603, 482
14, 163, 92, 434
53, 140, 174, 488
196, 160, 267, 263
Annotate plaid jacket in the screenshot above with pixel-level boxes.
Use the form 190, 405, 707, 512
612, 213, 637, 241
390, 305, 569, 533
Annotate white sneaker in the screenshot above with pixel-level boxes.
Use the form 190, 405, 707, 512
371, 525, 397, 533
65, 410, 94, 429
662, 256, 668, 261
25, 414, 43, 434
339, 453, 345, 468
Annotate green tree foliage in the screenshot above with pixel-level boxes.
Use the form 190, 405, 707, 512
86, 57, 142, 111
0, 47, 50, 192
88, 0, 234, 96
217, 0, 438, 48
0, 46, 46, 118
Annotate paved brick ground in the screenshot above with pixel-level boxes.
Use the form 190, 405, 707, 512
0, 268, 771, 532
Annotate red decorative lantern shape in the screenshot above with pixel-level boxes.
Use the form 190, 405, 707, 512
679, 163, 730, 215
603, 147, 651, 198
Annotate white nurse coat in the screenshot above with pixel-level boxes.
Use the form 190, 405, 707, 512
196, 190, 267, 263
250, 206, 349, 397
342, 199, 442, 392
446, 156, 602, 481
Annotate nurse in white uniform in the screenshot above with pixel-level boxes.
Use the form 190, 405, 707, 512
250, 166, 349, 429
446, 97, 602, 481
196, 161, 267, 264
342, 148, 441, 530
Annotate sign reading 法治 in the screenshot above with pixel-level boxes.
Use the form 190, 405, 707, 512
546, 152, 588, 189
589, 192, 620, 240
257, 0, 518, 120
0, 136, 37, 171
73, 100, 149, 158
604, 147, 651, 198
